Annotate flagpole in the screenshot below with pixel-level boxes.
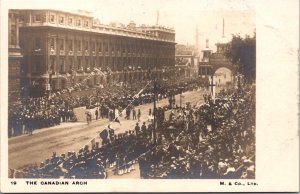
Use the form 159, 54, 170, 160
209, 75, 216, 103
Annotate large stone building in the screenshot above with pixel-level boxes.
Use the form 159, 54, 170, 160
8, 10, 23, 102
11, 9, 176, 96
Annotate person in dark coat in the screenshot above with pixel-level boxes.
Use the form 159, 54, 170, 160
95, 109, 99, 120
132, 108, 136, 120
134, 123, 140, 136
100, 128, 109, 145
109, 126, 115, 140
141, 122, 147, 133
137, 109, 141, 122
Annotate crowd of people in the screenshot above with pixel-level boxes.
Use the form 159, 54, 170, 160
10, 80, 255, 179
8, 97, 77, 137
138, 85, 255, 179
10, 124, 154, 178
8, 77, 201, 137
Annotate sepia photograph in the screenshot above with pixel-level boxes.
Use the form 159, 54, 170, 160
1, 0, 298, 192
8, 5, 256, 180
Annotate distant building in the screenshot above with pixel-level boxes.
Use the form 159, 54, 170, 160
175, 44, 199, 79
10, 9, 176, 96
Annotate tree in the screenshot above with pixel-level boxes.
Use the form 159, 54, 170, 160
226, 32, 256, 83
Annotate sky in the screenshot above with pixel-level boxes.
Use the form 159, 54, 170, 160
6, 0, 255, 51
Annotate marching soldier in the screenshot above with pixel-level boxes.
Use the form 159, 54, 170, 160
134, 123, 140, 136
137, 109, 141, 122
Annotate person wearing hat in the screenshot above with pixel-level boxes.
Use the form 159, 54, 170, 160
137, 109, 141, 122
134, 123, 140, 136
141, 122, 147, 133
125, 107, 131, 120
189, 155, 201, 179
166, 163, 180, 179
217, 158, 228, 177
100, 128, 109, 145
95, 108, 99, 120
108, 124, 115, 139
132, 107, 137, 120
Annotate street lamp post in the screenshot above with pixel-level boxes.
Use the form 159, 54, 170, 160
152, 75, 158, 145
209, 75, 216, 103
46, 70, 53, 98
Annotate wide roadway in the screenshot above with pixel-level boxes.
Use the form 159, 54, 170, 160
8, 89, 206, 174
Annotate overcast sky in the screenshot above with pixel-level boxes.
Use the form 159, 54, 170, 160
7, 0, 255, 51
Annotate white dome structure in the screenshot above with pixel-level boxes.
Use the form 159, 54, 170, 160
217, 36, 229, 45
215, 18, 230, 53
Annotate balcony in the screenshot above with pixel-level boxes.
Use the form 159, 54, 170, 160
84, 50, 89, 56
77, 51, 82, 56
111, 51, 115, 56
92, 51, 96, 56
105, 52, 109, 56
59, 50, 65, 55
68, 51, 74, 56
98, 52, 103, 56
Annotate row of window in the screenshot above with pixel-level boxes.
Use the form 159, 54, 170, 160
34, 14, 90, 27
30, 57, 173, 74
48, 38, 173, 51
50, 57, 173, 69
30, 37, 174, 55
33, 40, 174, 57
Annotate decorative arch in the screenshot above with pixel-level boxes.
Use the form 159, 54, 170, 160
211, 63, 236, 76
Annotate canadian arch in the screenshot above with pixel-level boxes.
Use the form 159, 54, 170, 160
210, 53, 236, 76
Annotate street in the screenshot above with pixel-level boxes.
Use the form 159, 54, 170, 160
9, 89, 206, 177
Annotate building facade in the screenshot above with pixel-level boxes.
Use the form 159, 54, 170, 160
8, 10, 23, 102
12, 9, 176, 96
175, 44, 199, 79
